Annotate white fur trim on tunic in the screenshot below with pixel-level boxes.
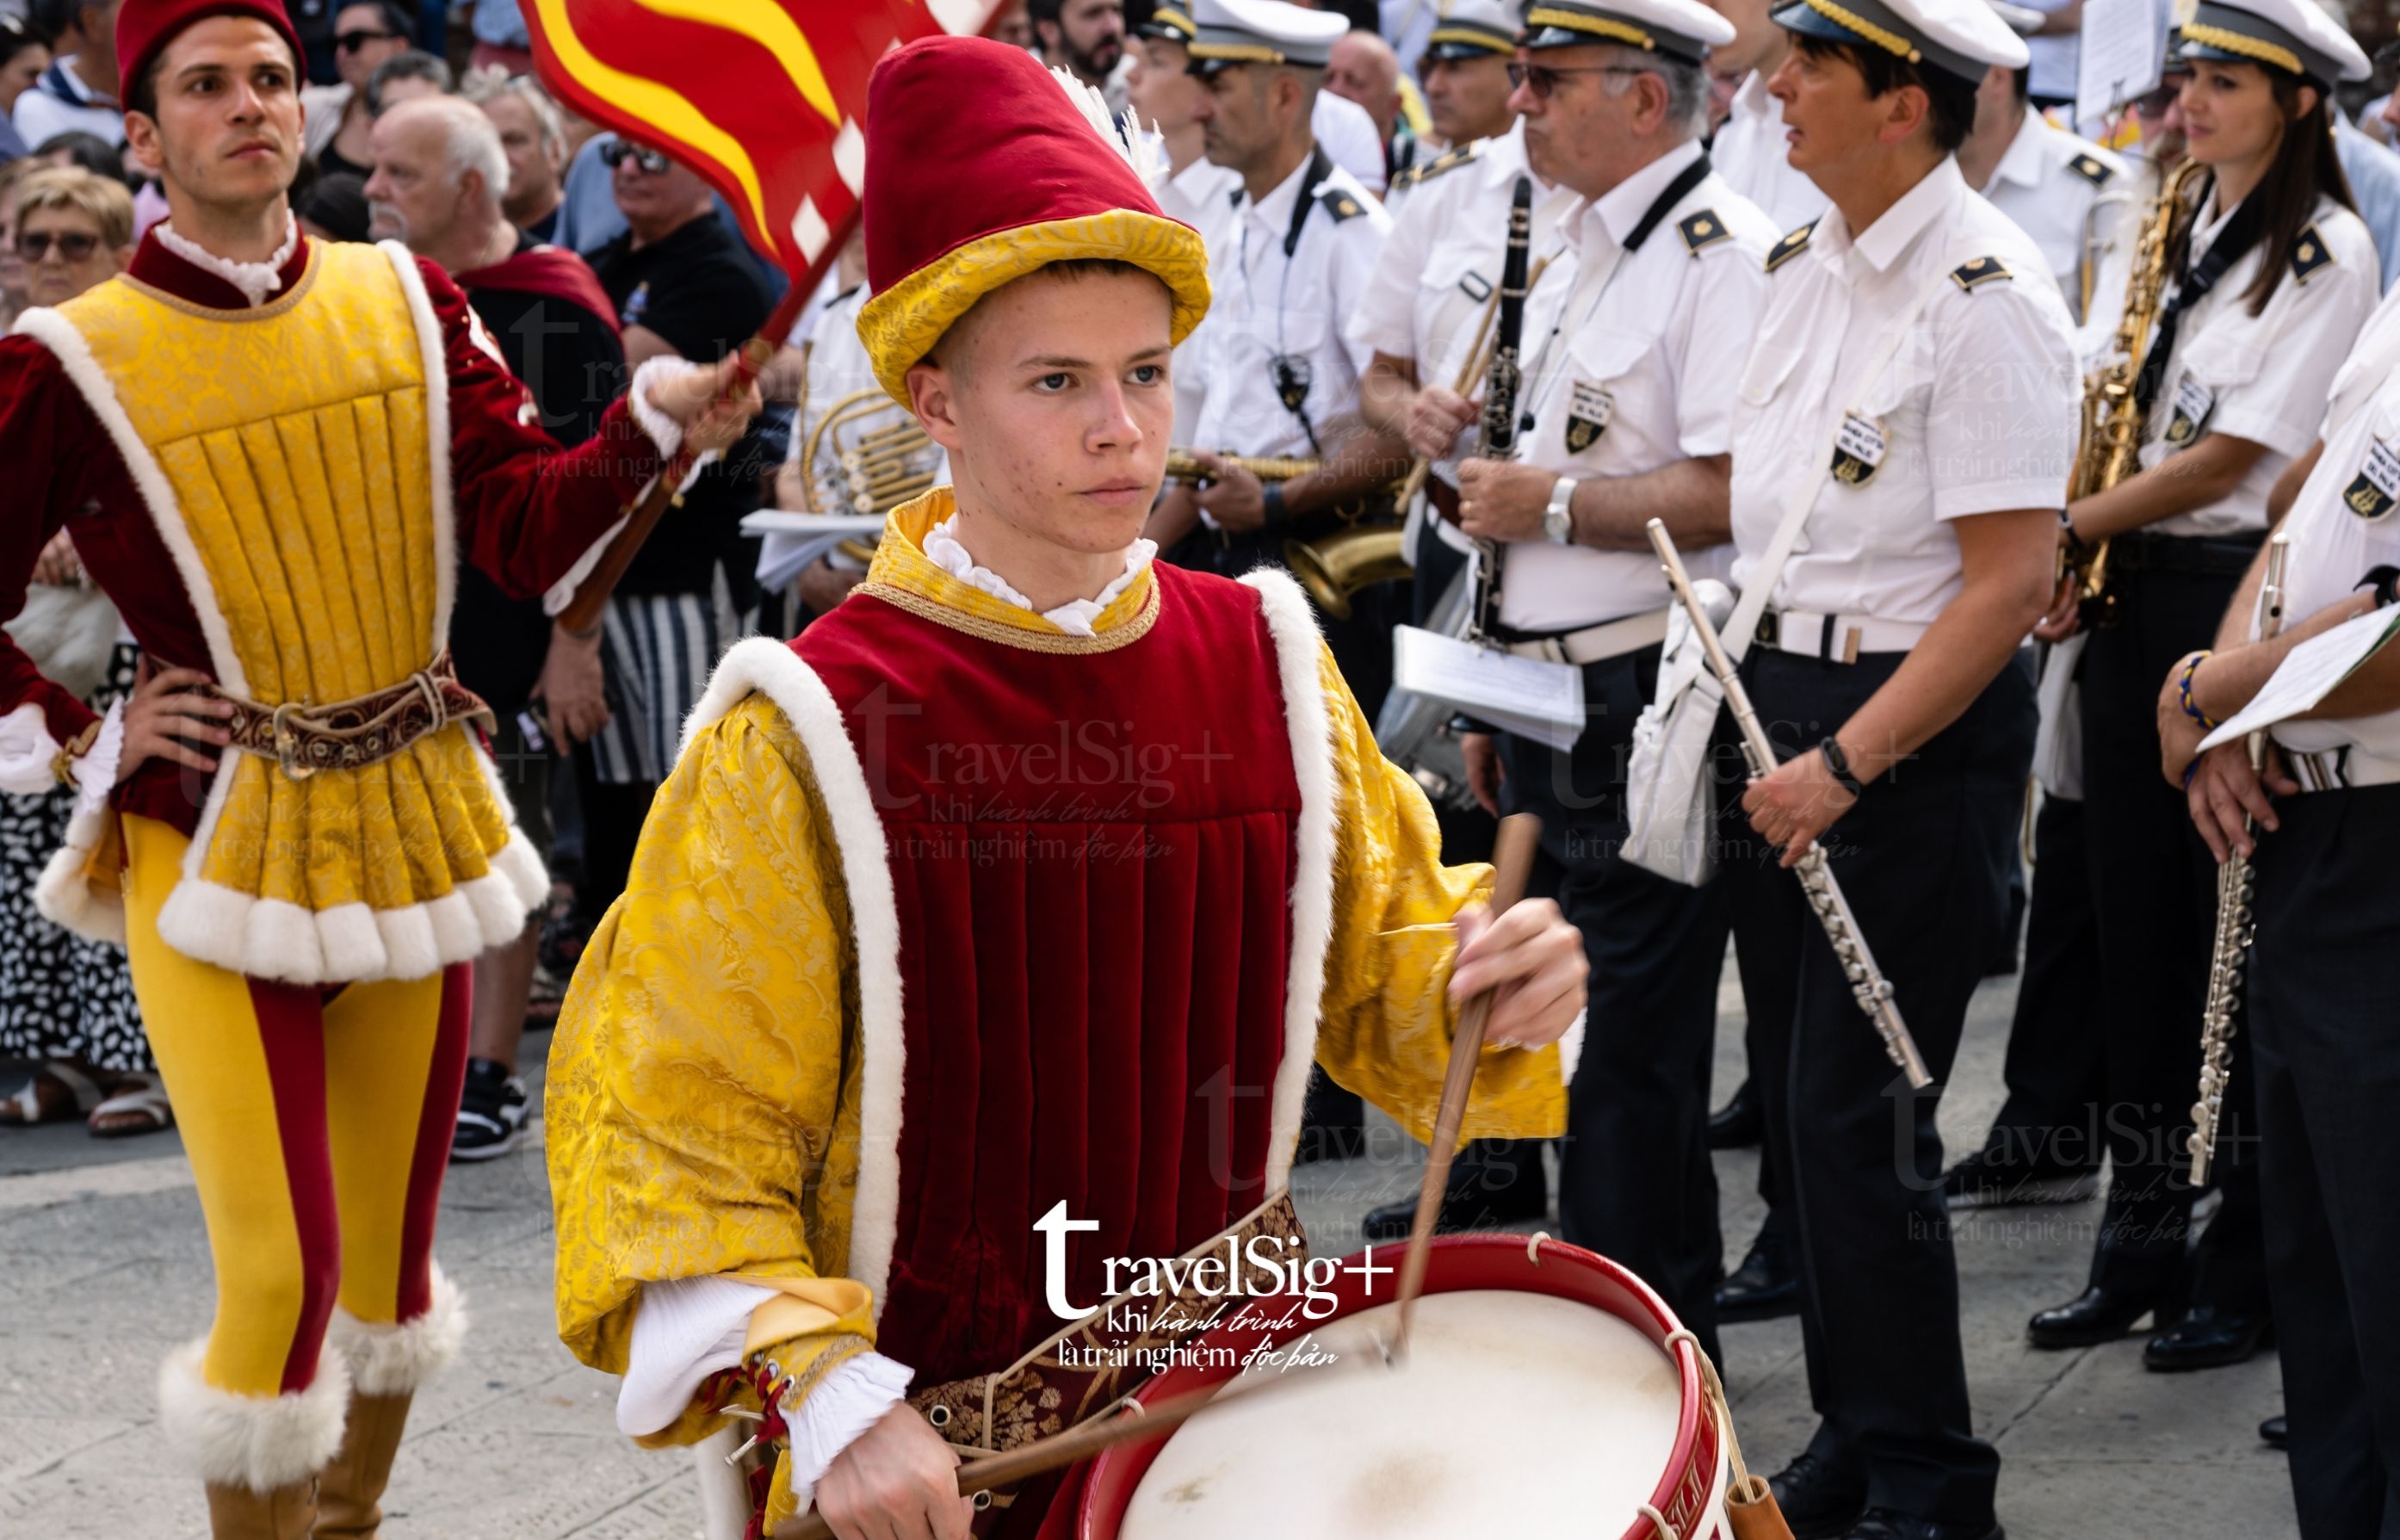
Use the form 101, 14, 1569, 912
13, 270, 548, 982
1240, 569, 1338, 1193
157, 1337, 351, 1493
328, 1263, 469, 1395
681, 636, 909, 1320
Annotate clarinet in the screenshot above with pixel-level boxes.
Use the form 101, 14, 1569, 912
1467, 176, 1534, 642
2187, 532, 2292, 1184
1647, 520, 1934, 1090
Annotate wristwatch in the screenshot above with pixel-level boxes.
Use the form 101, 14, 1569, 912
1543, 477, 1577, 546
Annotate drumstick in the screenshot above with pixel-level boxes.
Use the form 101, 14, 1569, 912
1389, 812, 1543, 1362
1393, 256, 1552, 513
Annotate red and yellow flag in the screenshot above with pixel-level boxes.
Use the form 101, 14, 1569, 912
525, 0, 1011, 297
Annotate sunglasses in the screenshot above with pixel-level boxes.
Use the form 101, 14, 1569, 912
335, 28, 401, 52
599, 141, 672, 174
18, 231, 100, 261
1506, 61, 1646, 99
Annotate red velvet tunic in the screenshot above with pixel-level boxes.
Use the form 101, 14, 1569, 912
795, 562, 1302, 1391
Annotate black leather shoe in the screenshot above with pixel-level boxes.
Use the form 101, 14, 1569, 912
2143, 1305, 2273, 1372
2026, 1286, 2180, 1350
1358, 1176, 1548, 1241
1845, 1509, 2003, 1540
1708, 1079, 1763, 1150
1941, 1147, 2098, 1209
1716, 1227, 1800, 1324
1767, 1452, 1867, 1540
2260, 1415, 2287, 1450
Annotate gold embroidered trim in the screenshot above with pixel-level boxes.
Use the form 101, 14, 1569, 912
1525, 7, 1655, 48
856, 575, 1163, 654
1185, 40, 1288, 62
114, 244, 323, 322
1797, 0, 1921, 61
2176, 22, 2303, 76
1149, 4, 1195, 34
1426, 24, 1512, 48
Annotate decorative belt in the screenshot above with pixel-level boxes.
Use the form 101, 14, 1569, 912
1754, 608, 1931, 664
908, 1191, 1307, 1462
2283, 743, 2400, 792
1500, 608, 1670, 667
213, 651, 496, 781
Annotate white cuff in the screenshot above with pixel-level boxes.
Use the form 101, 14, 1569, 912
628, 356, 701, 461
618, 1275, 776, 1438
783, 1351, 914, 1516
541, 513, 630, 619
0, 702, 65, 796
71, 701, 122, 818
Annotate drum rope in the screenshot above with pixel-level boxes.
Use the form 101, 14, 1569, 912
1663, 1326, 1763, 1501
1637, 1501, 1681, 1540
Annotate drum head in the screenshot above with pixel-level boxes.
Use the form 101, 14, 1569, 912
1077, 1234, 1717, 1540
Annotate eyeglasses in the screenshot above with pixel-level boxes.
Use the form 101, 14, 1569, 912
599, 141, 672, 174
19, 231, 100, 261
335, 28, 401, 53
1506, 61, 1648, 99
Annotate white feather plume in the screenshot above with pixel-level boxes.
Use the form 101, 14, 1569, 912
1046, 65, 1166, 187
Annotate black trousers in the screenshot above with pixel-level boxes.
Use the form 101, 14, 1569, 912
2077, 552, 2267, 1310
1499, 642, 1731, 1369
1982, 793, 2108, 1170
1197, 524, 1401, 726
2250, 782, 2400, 1540
1719, 647, 2032, 1526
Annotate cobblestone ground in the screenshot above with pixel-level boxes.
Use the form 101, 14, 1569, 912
0, 963, 2299, 1538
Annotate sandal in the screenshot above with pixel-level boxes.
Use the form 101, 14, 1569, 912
88, 1073, 174, 1139
0, 1061, 106, 1127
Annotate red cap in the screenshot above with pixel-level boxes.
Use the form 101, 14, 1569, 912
855, 35, 1210, 405
119, 0, 307, 112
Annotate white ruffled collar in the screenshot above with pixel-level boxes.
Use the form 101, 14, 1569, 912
153, 213, 301, 308
922, 515, 1154, 639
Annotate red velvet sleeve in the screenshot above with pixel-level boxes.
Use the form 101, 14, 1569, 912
0, 336, 111, 746
428, 258, 666, 602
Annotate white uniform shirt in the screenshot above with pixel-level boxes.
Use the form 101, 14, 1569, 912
1711, 72, 1826, 236
1155, 155, 1246, 443
1347, 121, 1580, 494
2138, 193, 2378, 537
11, 57, 123, 149
1189, 152, 1390, 461
1506, 141, 1778, 630
2259, 300, 2400, 765
1314, 90, 1389, 195
1977, 112, 2128, 325
1729, 157, 2078, 626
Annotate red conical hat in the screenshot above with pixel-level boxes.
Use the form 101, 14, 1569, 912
856, 35, 1211, 406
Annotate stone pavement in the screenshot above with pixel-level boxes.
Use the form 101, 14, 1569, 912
0, 962, 2301, 1538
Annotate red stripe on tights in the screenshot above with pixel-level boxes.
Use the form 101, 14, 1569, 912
247, 978, 341, 1396
393, 962, 473, 1322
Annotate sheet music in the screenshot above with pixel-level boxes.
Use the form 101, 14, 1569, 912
1391, 625, 1586, 752
2075, 0, 2163, 129
2198, 605, 2400, 751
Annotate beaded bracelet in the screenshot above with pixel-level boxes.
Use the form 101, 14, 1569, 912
2176, 651, 2218, 732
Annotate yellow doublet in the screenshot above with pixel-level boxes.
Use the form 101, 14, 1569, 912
36, 241, 544, 984
548, 500, 1566, 1513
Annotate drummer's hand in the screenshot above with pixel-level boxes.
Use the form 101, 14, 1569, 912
813, 1405, 974, 1540
1455, 460, 1554, 543
1405, 386, 1476, 462
1449, 896, 1586, 1050
645, 352, 764, 457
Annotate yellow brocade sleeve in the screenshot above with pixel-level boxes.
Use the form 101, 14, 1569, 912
1308, 645, 1568, 1146
546, 694, 875, 1447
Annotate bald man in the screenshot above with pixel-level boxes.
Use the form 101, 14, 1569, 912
1325, 28, 1413, 183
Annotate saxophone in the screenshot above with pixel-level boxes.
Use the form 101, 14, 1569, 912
2063, 158, 2207, 628
2187, 531, 2292, 1185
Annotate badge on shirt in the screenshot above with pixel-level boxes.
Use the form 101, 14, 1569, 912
1831, 412, 1886, 486
2164, 374, 2215, 448
2345, 436, 2400, 521
1565, 380, 1614, 454
622, 280, 650, 329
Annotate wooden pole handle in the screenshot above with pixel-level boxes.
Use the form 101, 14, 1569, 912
1392, 812, 1542, 1350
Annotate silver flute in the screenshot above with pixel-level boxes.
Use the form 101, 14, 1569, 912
2187, 531, 2292, 1185
1647, 520, 1933, 1090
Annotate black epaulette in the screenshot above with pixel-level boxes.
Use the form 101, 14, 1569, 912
829, 282, 863, 305
2292, 225, 2335, 284
1320, 186, 1367, 221
1766, 220, 1815, 273
1392, 141, 1478, 191
1678, 209, 1734, 257
2067, 152, 2115, 187
1950, 256, 2012, 291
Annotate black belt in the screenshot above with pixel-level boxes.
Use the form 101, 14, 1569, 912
2110, 529, 2265, 579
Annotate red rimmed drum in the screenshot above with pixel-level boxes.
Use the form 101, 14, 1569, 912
1077, 1234, 1732, 1540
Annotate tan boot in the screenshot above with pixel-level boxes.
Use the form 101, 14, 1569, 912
310, 1392, 412, 1539
203, 1481, 318, 1539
